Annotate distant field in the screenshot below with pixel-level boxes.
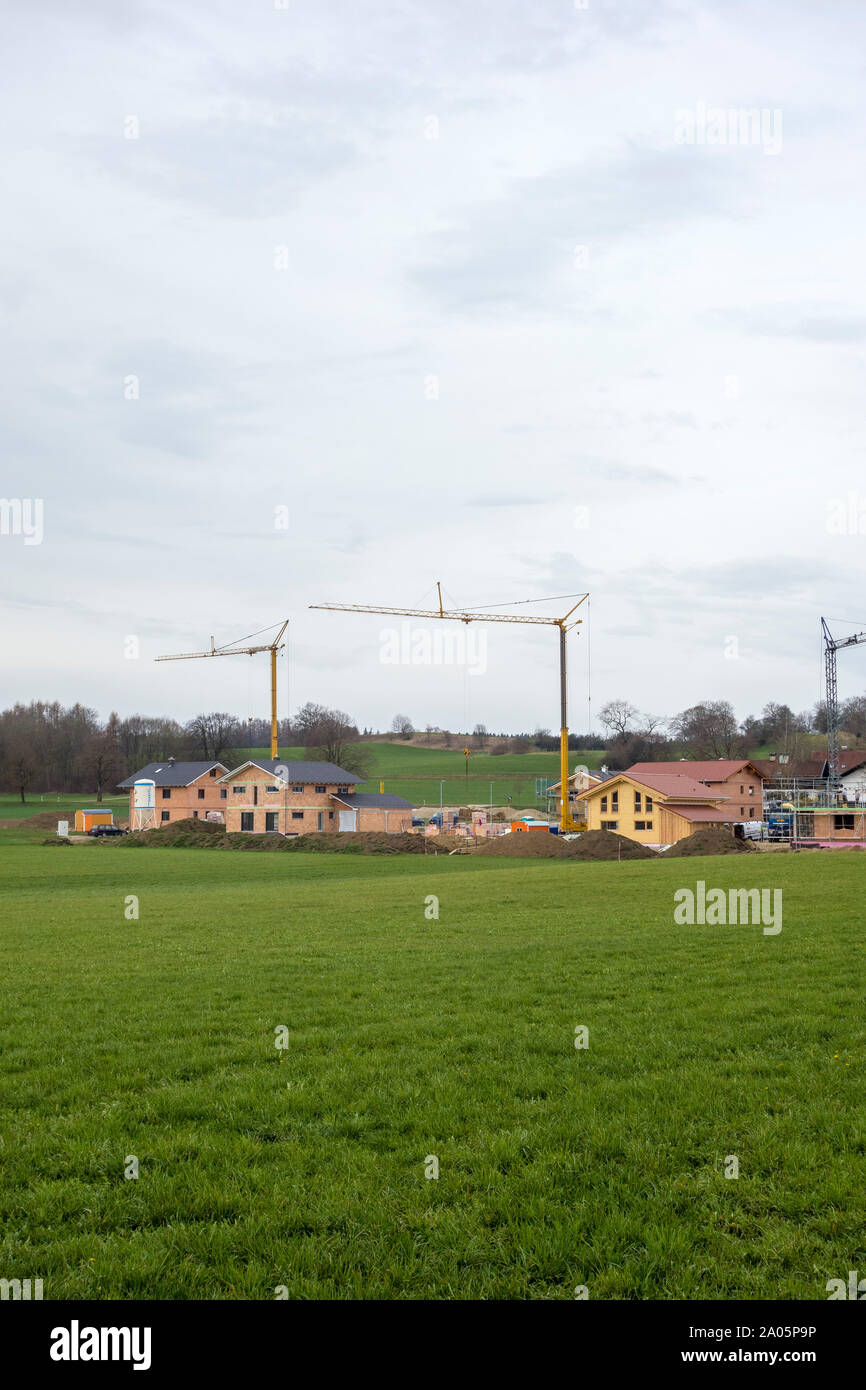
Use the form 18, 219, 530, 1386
0, 792, 127, 822
234, 742, 608, 808
0, 841, 862, 1299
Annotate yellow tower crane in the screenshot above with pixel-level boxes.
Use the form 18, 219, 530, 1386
155, 620, 289, 759
310, 584, 588, 832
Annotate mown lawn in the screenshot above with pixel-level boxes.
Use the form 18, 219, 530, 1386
0, 842, 863, 1300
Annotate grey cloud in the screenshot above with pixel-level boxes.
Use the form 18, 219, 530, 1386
412, 146, 743, 313
84, 114, 360, 218
570, 455, 688, 485
711, 307, 866, 344
639, 411, 699, 430
465, 494, 551, 508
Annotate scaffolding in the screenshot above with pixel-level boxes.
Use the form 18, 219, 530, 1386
761, 777, 866, 846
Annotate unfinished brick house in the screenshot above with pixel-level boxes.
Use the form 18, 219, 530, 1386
218, 759, 414, 835
331, 791, 415, 832
118, 759, 229, 826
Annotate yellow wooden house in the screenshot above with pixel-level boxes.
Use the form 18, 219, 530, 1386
583, 770, 739, 849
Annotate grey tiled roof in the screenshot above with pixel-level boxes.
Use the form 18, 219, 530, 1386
219, 759, 362, 783
334, 792, 415, 809
117, 761, 227, 789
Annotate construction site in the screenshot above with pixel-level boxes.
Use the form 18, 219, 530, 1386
80, 597, 866, 855
763, 617, 866, 849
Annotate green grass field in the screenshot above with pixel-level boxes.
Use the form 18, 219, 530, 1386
0, 792, 127, 822
0, 839, 863, 1299
237, 742, 608, 807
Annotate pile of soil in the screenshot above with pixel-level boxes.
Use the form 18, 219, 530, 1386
565, 831, 657, 860
22, 811, 82, 829
224, 831, 433, 855
474, 833, 569, 859
110, 818, 226, 849
42, 835, 74, 846
662, 827, 754, 857
475, 829, 655, 860
109, 820, 447, 855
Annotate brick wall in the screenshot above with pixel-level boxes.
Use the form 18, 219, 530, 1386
223, 765, 354, 834
130, 767, 228, 827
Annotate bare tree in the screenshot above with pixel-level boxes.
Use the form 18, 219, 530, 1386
78, 727, 121, 803
185, 712, 242, 763
598, 700, 639, 739
3, 728, 37, 802
391, 713, 414, 739
840, 695, 866, 742
671, 701, 741, 759
305, 707, 356, 761
293, 702, 330, 744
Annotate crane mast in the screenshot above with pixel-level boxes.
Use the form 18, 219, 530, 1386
155, 620, 288, 760
821, 617, 866, 796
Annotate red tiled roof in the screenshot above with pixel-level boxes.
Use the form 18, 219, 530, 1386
805, 748, 866, 769
615, 771, 728, 800
755, 752, 866, 777
750, 758, 822, 780
626, 760, 760, 782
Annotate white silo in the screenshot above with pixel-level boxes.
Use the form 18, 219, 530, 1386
132, 778, 157, 831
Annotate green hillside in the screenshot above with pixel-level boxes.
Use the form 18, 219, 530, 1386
0, 792, 127, 822
234, 742, 608, 809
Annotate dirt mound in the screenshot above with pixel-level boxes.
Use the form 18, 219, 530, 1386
42, 834, 74, 846
21, 811, 83, 829
662, 827, 754, 857
110, 823, 442, 855
476, 829, 655, 860
110, 817, 226, 848
475, 833, 572, 858
563, 830, 656, 860
229, 831, 437, 855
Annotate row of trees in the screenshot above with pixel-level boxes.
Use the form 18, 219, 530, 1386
0, 701, 370, 801
1, 692, 855, 799
594, 696, 850, 770
387, 716, 602, 751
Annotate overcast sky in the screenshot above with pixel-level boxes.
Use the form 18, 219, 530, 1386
3, 0, 866, 734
